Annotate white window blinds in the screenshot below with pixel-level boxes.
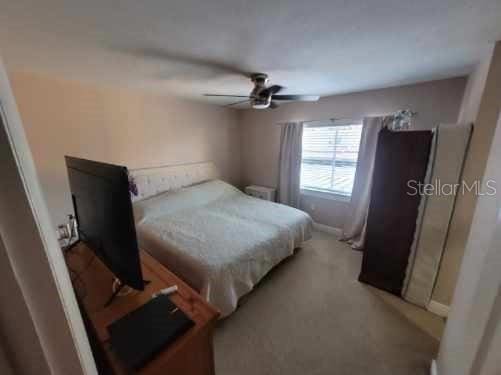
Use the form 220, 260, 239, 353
300, 123, 363, 196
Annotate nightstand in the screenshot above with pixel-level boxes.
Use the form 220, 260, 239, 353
245, 185, 276, 201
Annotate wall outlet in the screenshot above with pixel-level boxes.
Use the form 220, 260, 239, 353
310, 204, 316, 211
56, 214, 78, 241
56, 224, 70, 240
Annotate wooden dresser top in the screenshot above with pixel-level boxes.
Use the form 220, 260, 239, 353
66, 244, 219, 374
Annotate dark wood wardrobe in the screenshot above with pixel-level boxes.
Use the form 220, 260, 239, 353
359, 128, 433, 296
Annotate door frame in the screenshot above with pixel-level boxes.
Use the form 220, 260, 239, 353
0, 57, 96, 374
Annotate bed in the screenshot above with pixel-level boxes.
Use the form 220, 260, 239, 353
129, 162, 313, 317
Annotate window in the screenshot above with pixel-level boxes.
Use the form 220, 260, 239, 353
300, 122, 363, 197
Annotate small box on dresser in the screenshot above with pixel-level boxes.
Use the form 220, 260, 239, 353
245, 185, 276, 202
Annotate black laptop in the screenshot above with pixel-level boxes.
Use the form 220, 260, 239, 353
107, 295, 194, 370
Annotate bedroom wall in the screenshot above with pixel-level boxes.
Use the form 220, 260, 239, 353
437, 112, 501, 375
239, 77, 466, 229
457, 46, 494, 124
8, 70, 241, 226
432, 43, 498, 307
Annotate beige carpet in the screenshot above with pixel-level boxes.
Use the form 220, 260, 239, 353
214, 231, 441, 375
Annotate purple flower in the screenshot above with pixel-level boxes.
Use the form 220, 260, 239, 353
128, 174, 138, 196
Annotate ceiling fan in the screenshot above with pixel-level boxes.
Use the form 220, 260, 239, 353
204, 73, 320, 109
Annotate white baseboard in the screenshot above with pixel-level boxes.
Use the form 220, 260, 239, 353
428, 300, 450, 318
313, 222, 342, 237
431, 359, 438, 375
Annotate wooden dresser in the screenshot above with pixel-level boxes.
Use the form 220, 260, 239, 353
66, 244, 220, 375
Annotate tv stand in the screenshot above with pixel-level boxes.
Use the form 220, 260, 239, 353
104, 280, 126, 308
104, 278, 151, 308
63, 239, 81, 254
65, 243, 219, 374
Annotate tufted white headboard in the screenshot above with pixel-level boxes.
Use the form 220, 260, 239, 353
128, 161, 219, 202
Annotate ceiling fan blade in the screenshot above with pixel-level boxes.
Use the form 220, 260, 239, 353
269, 101, 279, 109
204, 94, 251, 98
263, 85, 283, 96
226, 99, 250, 107
272, 95, 320, 101
119, 47, 251, 78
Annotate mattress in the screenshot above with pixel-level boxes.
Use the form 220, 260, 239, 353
133, 180, 313, 317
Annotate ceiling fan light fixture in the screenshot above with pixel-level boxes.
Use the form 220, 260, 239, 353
252, 103, 269, 109
204, 72, 318, 109
251, 96, 271, 109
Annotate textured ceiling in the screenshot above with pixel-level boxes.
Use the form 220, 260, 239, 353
0, 0, 500, 107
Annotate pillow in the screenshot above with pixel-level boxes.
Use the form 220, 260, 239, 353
133, 180, 239, 223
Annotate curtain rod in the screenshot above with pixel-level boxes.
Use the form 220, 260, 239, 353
276, 117, 358, 125
275, 110, 417, 125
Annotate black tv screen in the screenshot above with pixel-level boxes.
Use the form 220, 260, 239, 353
65, 156, 144, 291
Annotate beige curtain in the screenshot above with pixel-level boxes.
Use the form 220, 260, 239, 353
341, 116, 392, 249
277, 122, 303, 208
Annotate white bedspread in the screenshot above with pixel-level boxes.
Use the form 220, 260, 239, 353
133, 180, 313, 317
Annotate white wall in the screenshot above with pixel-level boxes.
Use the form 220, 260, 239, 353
437, 110, 501, 375
437, 40, 501, 374
472, 298, 501, 375
430, 49, 494, 307
434, 41, 501, 306
0, 237, 51, 375
9, 70, 241, 226
457, 46, 494, 124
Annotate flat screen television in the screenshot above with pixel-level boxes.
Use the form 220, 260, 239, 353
65, 156, 144, 293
